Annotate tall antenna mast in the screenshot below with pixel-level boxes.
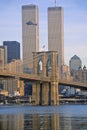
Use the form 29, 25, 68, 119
55, 0, 56, 7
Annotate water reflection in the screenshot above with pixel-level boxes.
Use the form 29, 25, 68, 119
0, 113, 59, 130
24, 113, 59, 130
0, 106, 87, 130
0, 114, 24, 130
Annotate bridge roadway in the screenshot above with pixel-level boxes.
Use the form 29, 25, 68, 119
59, 98, 87, 102
0, 70, 87, 89
59, 79, 87, 89
0, 70, 50, 82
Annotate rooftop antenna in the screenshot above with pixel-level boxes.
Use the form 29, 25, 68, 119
55, 0, 56, 7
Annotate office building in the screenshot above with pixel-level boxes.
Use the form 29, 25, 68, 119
69, 55, 82, 75
22, 5, 39, 71
3, 41, 20, 63
0, 46, 7, 68
48, 7, 64, 75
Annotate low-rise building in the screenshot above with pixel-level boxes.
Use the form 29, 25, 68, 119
1, 60, 24, 96
61, 64, 73, 80
5, 59, 23, 73
0, 90, 8, 96
73, 66, 87, 83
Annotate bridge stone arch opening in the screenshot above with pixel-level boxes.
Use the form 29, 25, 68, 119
32, 51, 59, 105
38, 60, 43, 74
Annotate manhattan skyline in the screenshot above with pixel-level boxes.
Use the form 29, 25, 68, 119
0, 0, 87, 66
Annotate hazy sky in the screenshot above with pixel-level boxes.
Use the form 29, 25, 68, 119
0, 0, 87, 66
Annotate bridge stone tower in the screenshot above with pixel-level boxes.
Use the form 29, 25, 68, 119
32, 51, 59, 105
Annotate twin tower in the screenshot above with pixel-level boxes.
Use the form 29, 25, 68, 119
22, 5, 64, 75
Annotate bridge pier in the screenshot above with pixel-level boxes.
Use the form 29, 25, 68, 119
32, 82, 40, 105
32, 51, 59, 106
32, 82, 50, 106
40, 82, 49, 105
40, 81, 59, 106
50, 82, 59, 105
49, 52, 59, 105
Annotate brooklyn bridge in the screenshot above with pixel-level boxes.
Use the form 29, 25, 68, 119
0, 51, 87, 105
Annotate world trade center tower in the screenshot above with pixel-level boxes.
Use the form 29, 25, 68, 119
48, 7, 64, 76
22, 5, 39, 72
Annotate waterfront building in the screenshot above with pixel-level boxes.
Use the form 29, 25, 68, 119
0, 90, 8, 96
69, 55, 82, 76
73, 67, 87, 83
3, 41, 20, 63
0, 46, 7, 68
2, 60, 24, 96
48, 6, 64, 76
0, 46, 7, 90
2, 79, 24, 96
22, 5, 39, 72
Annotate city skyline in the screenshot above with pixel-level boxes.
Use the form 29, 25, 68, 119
0, 0, 87, 66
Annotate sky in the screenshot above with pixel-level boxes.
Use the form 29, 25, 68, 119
0, 0, 87, 66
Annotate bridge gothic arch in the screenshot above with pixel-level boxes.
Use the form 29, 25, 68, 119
32, 51, 59, 105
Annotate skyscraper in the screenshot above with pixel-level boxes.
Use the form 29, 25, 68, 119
48, 7, 64, 75
3, 41, 20, 63
69, 55, 82, 75
22, 5, 39, 71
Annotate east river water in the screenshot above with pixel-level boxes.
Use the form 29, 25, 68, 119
0, 105, 87, 130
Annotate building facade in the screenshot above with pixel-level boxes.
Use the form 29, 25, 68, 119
22, 5, 39, 71
73, 67, 87, 83
0, 46, 7, 90
2, 79, 24, 96
0, 46, 7, 69
48, 7, 64, 76
69, 55, 82, 76
61, 64, 72, 80
5, 59, 23, 73
1, 60, 24, 96
3, 41, 20, 63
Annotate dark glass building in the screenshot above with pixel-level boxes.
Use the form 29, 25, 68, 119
3, 41, 20, 63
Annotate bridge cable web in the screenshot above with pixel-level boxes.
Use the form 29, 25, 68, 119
1, 52, 52, 74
